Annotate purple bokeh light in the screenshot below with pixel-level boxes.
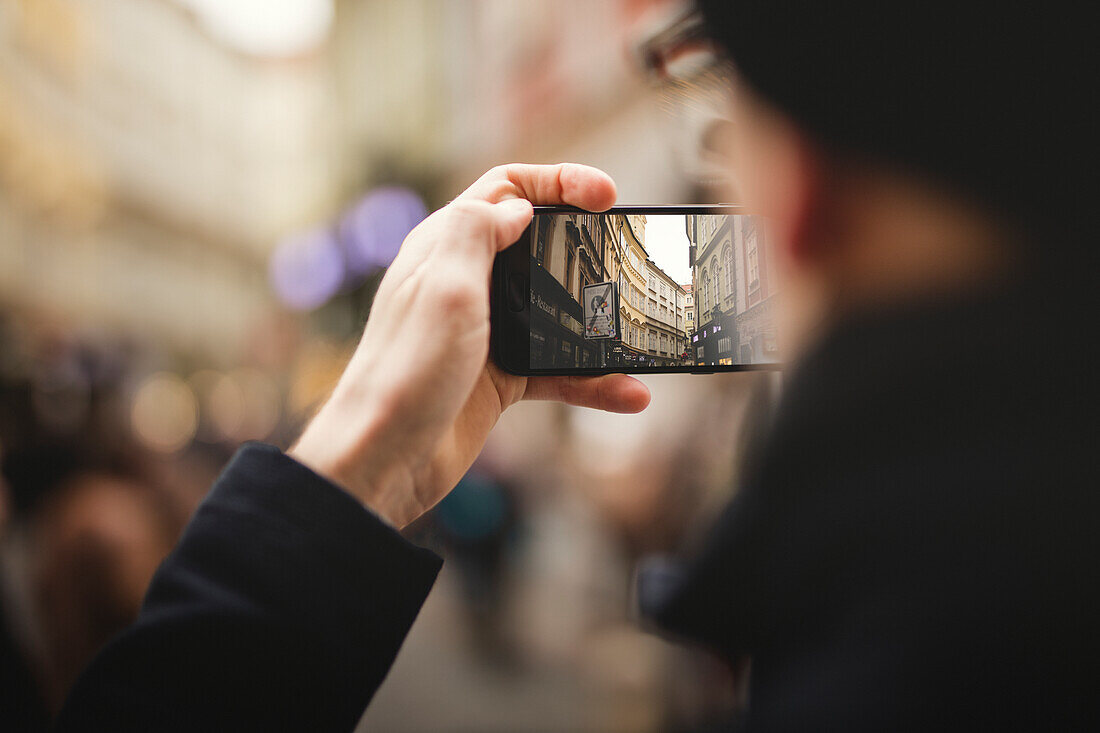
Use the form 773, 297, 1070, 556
269, 228, 345, 310
339, 187, 428, 275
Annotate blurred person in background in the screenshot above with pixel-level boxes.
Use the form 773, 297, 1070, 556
0, 356, 178, 730
417, 468, 519, 666
7, 3, 1093, 733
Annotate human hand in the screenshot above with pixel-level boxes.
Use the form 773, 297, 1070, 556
290, 164, 650, 527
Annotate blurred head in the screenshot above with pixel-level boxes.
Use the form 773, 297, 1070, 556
697, 3, 1095, 357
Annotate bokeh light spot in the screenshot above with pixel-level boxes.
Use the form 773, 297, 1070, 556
340, 187, 427, 275
131, 372, 197, 453
269, 228, 344, 311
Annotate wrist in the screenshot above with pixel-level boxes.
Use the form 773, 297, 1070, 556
289, 390, 420, 528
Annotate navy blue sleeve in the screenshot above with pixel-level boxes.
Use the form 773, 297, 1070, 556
55, 443, 442, 732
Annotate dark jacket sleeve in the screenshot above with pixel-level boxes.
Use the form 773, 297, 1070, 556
54, 443, 443, 732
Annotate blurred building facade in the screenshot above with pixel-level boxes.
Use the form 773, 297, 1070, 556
0, 0, 351, 360
2, 0, 708, 361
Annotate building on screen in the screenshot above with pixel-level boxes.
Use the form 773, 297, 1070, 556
687, 215, 779, 366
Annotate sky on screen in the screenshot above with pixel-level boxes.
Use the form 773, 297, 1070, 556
643, 215, 692, 285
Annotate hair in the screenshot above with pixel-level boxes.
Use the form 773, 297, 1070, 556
697, 2, 1096, 249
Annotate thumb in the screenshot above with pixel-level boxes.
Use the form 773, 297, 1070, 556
492, 198, 534, 251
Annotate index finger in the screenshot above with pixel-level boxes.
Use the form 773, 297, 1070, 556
455, 163, 617, 211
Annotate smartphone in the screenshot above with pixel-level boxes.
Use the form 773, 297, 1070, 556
491, 205, 782, 375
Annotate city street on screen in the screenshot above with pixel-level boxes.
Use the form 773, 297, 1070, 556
528, 214, 779, 369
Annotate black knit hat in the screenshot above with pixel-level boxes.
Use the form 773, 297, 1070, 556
696, 2, 1096, 241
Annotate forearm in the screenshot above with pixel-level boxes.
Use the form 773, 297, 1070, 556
55, 443, 441, 732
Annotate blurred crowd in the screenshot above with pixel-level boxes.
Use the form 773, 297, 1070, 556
1, 1, 772, 730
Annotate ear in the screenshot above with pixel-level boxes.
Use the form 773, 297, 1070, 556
728, 83, 829, 266
775, 130, 828, 265
751, 119, 830, 268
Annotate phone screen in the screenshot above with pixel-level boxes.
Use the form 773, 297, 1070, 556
525, 210, 780, 371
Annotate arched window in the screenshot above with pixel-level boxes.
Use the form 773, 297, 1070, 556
701, 268, 709, 313
724, 244, 734, 299
711, 257, 721, 301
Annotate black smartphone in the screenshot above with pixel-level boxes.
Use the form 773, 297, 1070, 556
491, 205, 782, 375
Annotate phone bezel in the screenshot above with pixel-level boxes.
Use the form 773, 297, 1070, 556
491, 204, 782, 376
